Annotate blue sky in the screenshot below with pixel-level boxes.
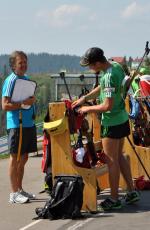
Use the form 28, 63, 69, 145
0, 0, 150, 58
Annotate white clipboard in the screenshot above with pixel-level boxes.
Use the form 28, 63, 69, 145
11, 79, 37, 109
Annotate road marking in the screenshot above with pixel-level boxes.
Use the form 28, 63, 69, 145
67, 218, 94, 230
19, 220, 42, 230
19, 213, 105, 230
67, 213, 105, 230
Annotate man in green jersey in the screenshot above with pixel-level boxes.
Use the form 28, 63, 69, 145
72, 47, 140, 211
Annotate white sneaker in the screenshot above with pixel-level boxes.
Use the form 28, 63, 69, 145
9, 192, 29, 204
19, 189, 36, 199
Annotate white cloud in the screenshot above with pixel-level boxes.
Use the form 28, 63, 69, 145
53, 4, 82, 18
36, 4, 84, 28
121, 1, 150, 18
89, 13, 98, 22
36, 4, 99, 30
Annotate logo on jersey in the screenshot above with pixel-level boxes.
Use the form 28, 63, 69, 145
104, 87, 115, 93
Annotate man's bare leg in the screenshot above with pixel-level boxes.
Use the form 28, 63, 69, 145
9, 154, 18, 192
17, 153, 28, 190
102, 137, 120, 200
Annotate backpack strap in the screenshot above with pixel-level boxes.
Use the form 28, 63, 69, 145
50, 179, 76, 208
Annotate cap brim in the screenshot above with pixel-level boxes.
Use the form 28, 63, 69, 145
80, 57, 89, 66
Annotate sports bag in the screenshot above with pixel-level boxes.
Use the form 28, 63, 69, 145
129, 96, 140, 119
35, 175, 84, 220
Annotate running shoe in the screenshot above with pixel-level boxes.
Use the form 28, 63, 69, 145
98, 198, 122, 211
9, 192, 29, 204
19, 189, 36, 200
125, 190, 140, 204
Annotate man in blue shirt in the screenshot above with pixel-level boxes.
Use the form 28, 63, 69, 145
2, 51, 37, 204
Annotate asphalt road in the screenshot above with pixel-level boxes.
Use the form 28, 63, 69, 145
0, 153, 150, 230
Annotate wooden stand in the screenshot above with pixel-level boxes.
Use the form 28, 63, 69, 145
47, 102, 104, 211
123, 97, 150, 179
47, 100, 146, 211
90, 112, 127, 190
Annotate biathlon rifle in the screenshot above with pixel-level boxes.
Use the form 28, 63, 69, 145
124, 41, 150, 98
125, 41, 150, 179
60, 71, 98, 166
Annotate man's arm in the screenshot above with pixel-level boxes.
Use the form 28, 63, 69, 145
72, 86, 100, 109
2, 96, 36, 111
77, 97, 114, 114
83, 85, 100, 102
2, 97, 21, 111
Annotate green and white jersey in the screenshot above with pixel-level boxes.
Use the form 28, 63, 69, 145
99, 62, 128, 126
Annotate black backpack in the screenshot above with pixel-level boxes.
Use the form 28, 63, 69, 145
35, 175, 84, 220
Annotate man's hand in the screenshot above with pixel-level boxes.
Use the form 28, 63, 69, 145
23, 96, 36, 106
71, 97, 85, 109
78, 106, 91, 115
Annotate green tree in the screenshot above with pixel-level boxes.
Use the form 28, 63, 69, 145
144, 57, 150, 67
30, 74, 52, 122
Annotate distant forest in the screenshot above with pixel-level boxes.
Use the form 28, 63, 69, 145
0, 53, 84, 75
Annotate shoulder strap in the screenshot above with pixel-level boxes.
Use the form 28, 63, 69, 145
50, 180, 75, 209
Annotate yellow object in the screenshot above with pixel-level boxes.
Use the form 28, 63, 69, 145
43, 114, 68, 136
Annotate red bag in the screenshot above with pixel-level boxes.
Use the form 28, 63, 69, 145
96, 151, 108, 164
64, 99, 84, 133
72, 148, 91, 169
41, 131, 51, 173
134, 175, 150, 190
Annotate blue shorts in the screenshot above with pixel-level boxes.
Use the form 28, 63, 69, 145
7, 126, 37, 154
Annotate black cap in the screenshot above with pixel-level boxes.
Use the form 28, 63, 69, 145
80, 47, 104, 66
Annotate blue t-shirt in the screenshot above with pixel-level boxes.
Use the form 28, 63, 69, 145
2, 72, 35, 129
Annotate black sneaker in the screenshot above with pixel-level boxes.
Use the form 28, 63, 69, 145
125, 190, 140, 204
98, 198, 122, 211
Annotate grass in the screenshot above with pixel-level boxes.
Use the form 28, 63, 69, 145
0, 153, 9, 160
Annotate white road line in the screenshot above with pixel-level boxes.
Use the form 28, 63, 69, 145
19, 220, 42, 230
67, 212, 105, 230
19, 213, 105, 230
67, 218, 94, 230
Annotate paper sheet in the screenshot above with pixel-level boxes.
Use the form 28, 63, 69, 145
11, 79, 36, 103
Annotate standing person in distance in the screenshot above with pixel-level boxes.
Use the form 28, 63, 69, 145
2, 51, 37, 204
72, 47, 140, 211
